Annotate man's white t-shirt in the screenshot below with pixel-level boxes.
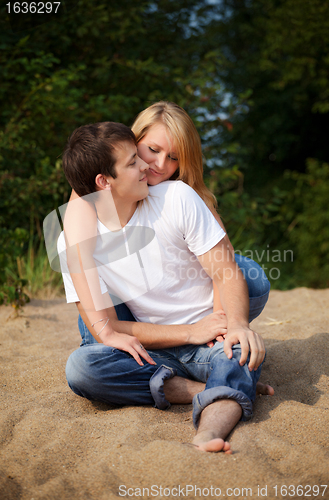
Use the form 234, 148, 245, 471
58, 181, 225, 325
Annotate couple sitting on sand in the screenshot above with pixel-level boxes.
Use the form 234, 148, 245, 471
58, 101, 273, 454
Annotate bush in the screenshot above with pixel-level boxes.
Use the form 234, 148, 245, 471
208, 159, 329, 289
284, 159, 329, 287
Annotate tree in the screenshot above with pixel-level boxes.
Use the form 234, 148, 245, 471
203, 0, 329, 190
199, 0, 329, 288
0, 0, 226, 301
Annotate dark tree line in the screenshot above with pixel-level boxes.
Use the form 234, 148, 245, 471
1, 0, 328, 304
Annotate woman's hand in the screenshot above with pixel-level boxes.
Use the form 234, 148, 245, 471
99, 330, 156, 367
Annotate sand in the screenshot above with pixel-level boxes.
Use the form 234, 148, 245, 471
0, 288, 328, 500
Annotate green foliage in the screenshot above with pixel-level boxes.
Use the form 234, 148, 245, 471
208, 158, 329, 289
0, 0, 225, 303
199, 0, 329, 288
209, 167, 293, 289
0, 227, 30, 307
1, 0, 328, 299
283, 160, 329, 287
15, 240, 64, 298
0, 279, 30, 312
2, 238, 62, 308
203, 0, 329, 189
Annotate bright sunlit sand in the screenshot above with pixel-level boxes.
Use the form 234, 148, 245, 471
0, 288, 328, 499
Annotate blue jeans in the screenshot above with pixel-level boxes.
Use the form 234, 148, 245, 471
66, 254, 269, 426
66, 342, 263, 428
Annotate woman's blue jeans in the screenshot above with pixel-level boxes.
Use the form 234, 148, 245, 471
66, 254, 270, 427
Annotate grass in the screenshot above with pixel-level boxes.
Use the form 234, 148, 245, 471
8, 241, 65, 300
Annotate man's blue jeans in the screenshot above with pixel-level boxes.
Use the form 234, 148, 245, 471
66, 255, 270, 427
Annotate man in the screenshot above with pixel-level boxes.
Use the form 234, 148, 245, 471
58, 121, 267, 453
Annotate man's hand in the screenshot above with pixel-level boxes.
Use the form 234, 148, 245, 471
223, 326, 265, 371
188, 310, 227, 346
99, 330, 156, 367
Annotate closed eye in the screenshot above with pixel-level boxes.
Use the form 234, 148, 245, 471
149, 146, 177, 161
128, 153, 137, 166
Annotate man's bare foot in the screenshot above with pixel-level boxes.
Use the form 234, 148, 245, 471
191, 400, 241, 454
192, 428, 233, 454
256, 382, 274, 396
194, 438, 232, 454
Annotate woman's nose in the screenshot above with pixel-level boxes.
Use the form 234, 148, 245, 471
140, 158, 149, 171
155, 153, 166, 170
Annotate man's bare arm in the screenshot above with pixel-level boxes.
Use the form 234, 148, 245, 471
76, 301, 228, 350
197, 240, 265, 371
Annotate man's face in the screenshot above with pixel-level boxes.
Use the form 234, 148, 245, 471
109, 141, 149, 204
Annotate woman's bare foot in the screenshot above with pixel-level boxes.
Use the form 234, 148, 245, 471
256, 382, 274, 396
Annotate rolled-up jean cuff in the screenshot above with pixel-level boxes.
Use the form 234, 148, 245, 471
192, 386, 253, 429
149, 365, 177, 410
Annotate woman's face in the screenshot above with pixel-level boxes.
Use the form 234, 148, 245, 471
137, 123, 179, 186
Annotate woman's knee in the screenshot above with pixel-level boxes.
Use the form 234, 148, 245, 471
65, 347, 93, 396
234, 253, 270, 298
234, 254, 271, 320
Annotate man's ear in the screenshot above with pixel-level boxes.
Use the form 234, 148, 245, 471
95, 174, 111, 191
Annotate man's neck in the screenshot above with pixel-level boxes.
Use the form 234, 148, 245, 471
95, 191, 137, 229
116, 201, 138, 228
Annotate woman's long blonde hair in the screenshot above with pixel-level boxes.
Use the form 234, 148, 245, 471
131, 101, 217, 210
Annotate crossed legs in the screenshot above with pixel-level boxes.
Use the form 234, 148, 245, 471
164, 376, 273, 403
66, 344, 273, 454
164, 376, 273, 453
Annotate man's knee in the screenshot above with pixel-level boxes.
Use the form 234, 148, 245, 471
207, 344, 263, 399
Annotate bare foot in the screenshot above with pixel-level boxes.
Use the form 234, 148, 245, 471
256, 382, 274, 396
195, 438, 232, 454
192, 428, 233, 454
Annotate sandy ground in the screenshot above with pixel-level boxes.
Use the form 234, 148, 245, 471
0, 288, 328, 500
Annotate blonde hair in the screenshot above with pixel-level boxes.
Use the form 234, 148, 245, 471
131, 101, 217, 209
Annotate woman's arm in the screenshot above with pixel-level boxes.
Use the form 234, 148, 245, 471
77, 301, 228, 350
65, 191, 155, 366
64, 191, 106, 327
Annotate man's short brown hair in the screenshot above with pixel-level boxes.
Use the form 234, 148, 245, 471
62, 122, 136, 197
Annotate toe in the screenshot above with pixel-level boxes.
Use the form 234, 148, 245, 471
196, 438, 230, 453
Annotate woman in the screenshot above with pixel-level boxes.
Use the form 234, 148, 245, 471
131, 101, 270, 321
68, 101, 270, 345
